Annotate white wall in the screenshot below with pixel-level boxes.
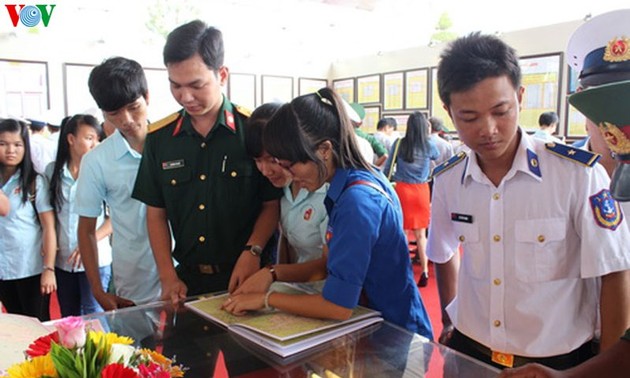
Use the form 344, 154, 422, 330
0, 18, 585, 129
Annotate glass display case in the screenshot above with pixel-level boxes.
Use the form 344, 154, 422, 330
77, 300, 500, 377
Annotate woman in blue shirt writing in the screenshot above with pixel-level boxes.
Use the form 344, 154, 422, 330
223, 88, 433, 339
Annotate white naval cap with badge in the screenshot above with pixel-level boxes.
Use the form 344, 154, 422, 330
567, 8, 630, 201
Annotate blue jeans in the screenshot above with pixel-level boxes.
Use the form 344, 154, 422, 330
55, 265, 112, 317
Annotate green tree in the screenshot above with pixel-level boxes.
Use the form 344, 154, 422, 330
145, 0, 202, 40
430, 12, 458, 43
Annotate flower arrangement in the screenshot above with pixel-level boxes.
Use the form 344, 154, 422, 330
2, 316, 185, 378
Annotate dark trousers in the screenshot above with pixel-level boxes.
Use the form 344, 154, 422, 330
0, 274, 50, 321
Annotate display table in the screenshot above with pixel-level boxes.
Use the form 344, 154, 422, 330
75, 299, 500, 377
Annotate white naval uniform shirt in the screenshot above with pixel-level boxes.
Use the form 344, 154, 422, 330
427, 131, 630, 357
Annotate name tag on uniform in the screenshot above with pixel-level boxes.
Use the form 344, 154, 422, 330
451, 213, 473, 223
162, 159, 185, 170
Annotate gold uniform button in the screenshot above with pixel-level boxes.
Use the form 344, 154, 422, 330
493, 278, 502, 286
537, 235, 545, 243
230, 171, 237, 177
458, 235, 465, 242
170, 179, 177, 186
494, 320, 501, 327
199, 204, 205, 210
203, 325, 209, 331
198, 236, 206, 243
200, 174, 206, 181
492, 193, 500, 200
493, 235, 501, 242
200, 142, 206, 148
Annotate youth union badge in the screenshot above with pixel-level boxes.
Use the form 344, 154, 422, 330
325, 225, 333, 244
590, 189, 623, 230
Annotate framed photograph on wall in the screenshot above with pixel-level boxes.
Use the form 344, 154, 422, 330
404, 68, 429, 110
383, 71, 404, 111
357, 74, 381, 104
383, 112, 412, 133
262, 75, 294, 103
519, 52, 563, 131
299, 77, 327, 96
362, 104, 382, 134
229, 73, 256, 110
0, 59, 49, 118
565, 65, 586, 138
332, 78, 355, 103
63, 63, 96, 116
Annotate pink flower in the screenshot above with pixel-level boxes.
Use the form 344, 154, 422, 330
54, 316, 86, 348
138, 362, 170, 378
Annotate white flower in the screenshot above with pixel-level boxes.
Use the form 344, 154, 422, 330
107, 343, 136, 366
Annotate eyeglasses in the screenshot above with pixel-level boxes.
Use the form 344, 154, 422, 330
272, 157, 296, 175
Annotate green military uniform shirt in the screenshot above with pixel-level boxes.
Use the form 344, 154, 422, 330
132, 96, 281, 268
355, 128, 387, 157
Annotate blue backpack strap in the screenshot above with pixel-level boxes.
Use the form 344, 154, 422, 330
344, 180, 393, 203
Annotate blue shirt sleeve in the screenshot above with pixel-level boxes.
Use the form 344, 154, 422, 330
322, 185, 385, 308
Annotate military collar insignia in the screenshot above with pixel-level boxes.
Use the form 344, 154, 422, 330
526, 149, 541, 178
224, 109, 235, 132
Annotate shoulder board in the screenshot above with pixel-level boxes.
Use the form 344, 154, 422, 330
431, 151, 467, 178
235, 104, 252, 118
148, 112, 179, 133
545, 142, 600, 167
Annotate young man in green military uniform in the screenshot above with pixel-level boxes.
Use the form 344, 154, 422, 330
132, 20, 281, 302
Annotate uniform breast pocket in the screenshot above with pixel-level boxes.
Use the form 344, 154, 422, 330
162, 166, 193, 196
220, 161, 256, 202
514, 218, 569, 283
453, 223, 487, 279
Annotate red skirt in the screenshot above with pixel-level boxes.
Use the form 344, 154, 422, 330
394, 182, 431, 229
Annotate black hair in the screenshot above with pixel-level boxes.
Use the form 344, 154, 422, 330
244, 103, 283, 159
0, 118, 36, 203
437, 32, 522, 108
88, 57, 148, 112
400, 112, 430, 163
377, 117, 397, 131
538, 111, 559, 127
164, 20, 224, 71
263, 87, 372, 184
49, 114, 101, 213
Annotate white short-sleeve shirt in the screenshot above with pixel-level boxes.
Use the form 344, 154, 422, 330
427, 131, 630, 357
75, 130, 160, 305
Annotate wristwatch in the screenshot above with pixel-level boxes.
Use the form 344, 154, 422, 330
244, 244, 263, 257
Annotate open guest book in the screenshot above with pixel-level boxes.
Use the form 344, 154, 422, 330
185, 283, 383, 357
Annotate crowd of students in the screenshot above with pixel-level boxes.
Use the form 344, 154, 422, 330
1, 9, 629, 376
